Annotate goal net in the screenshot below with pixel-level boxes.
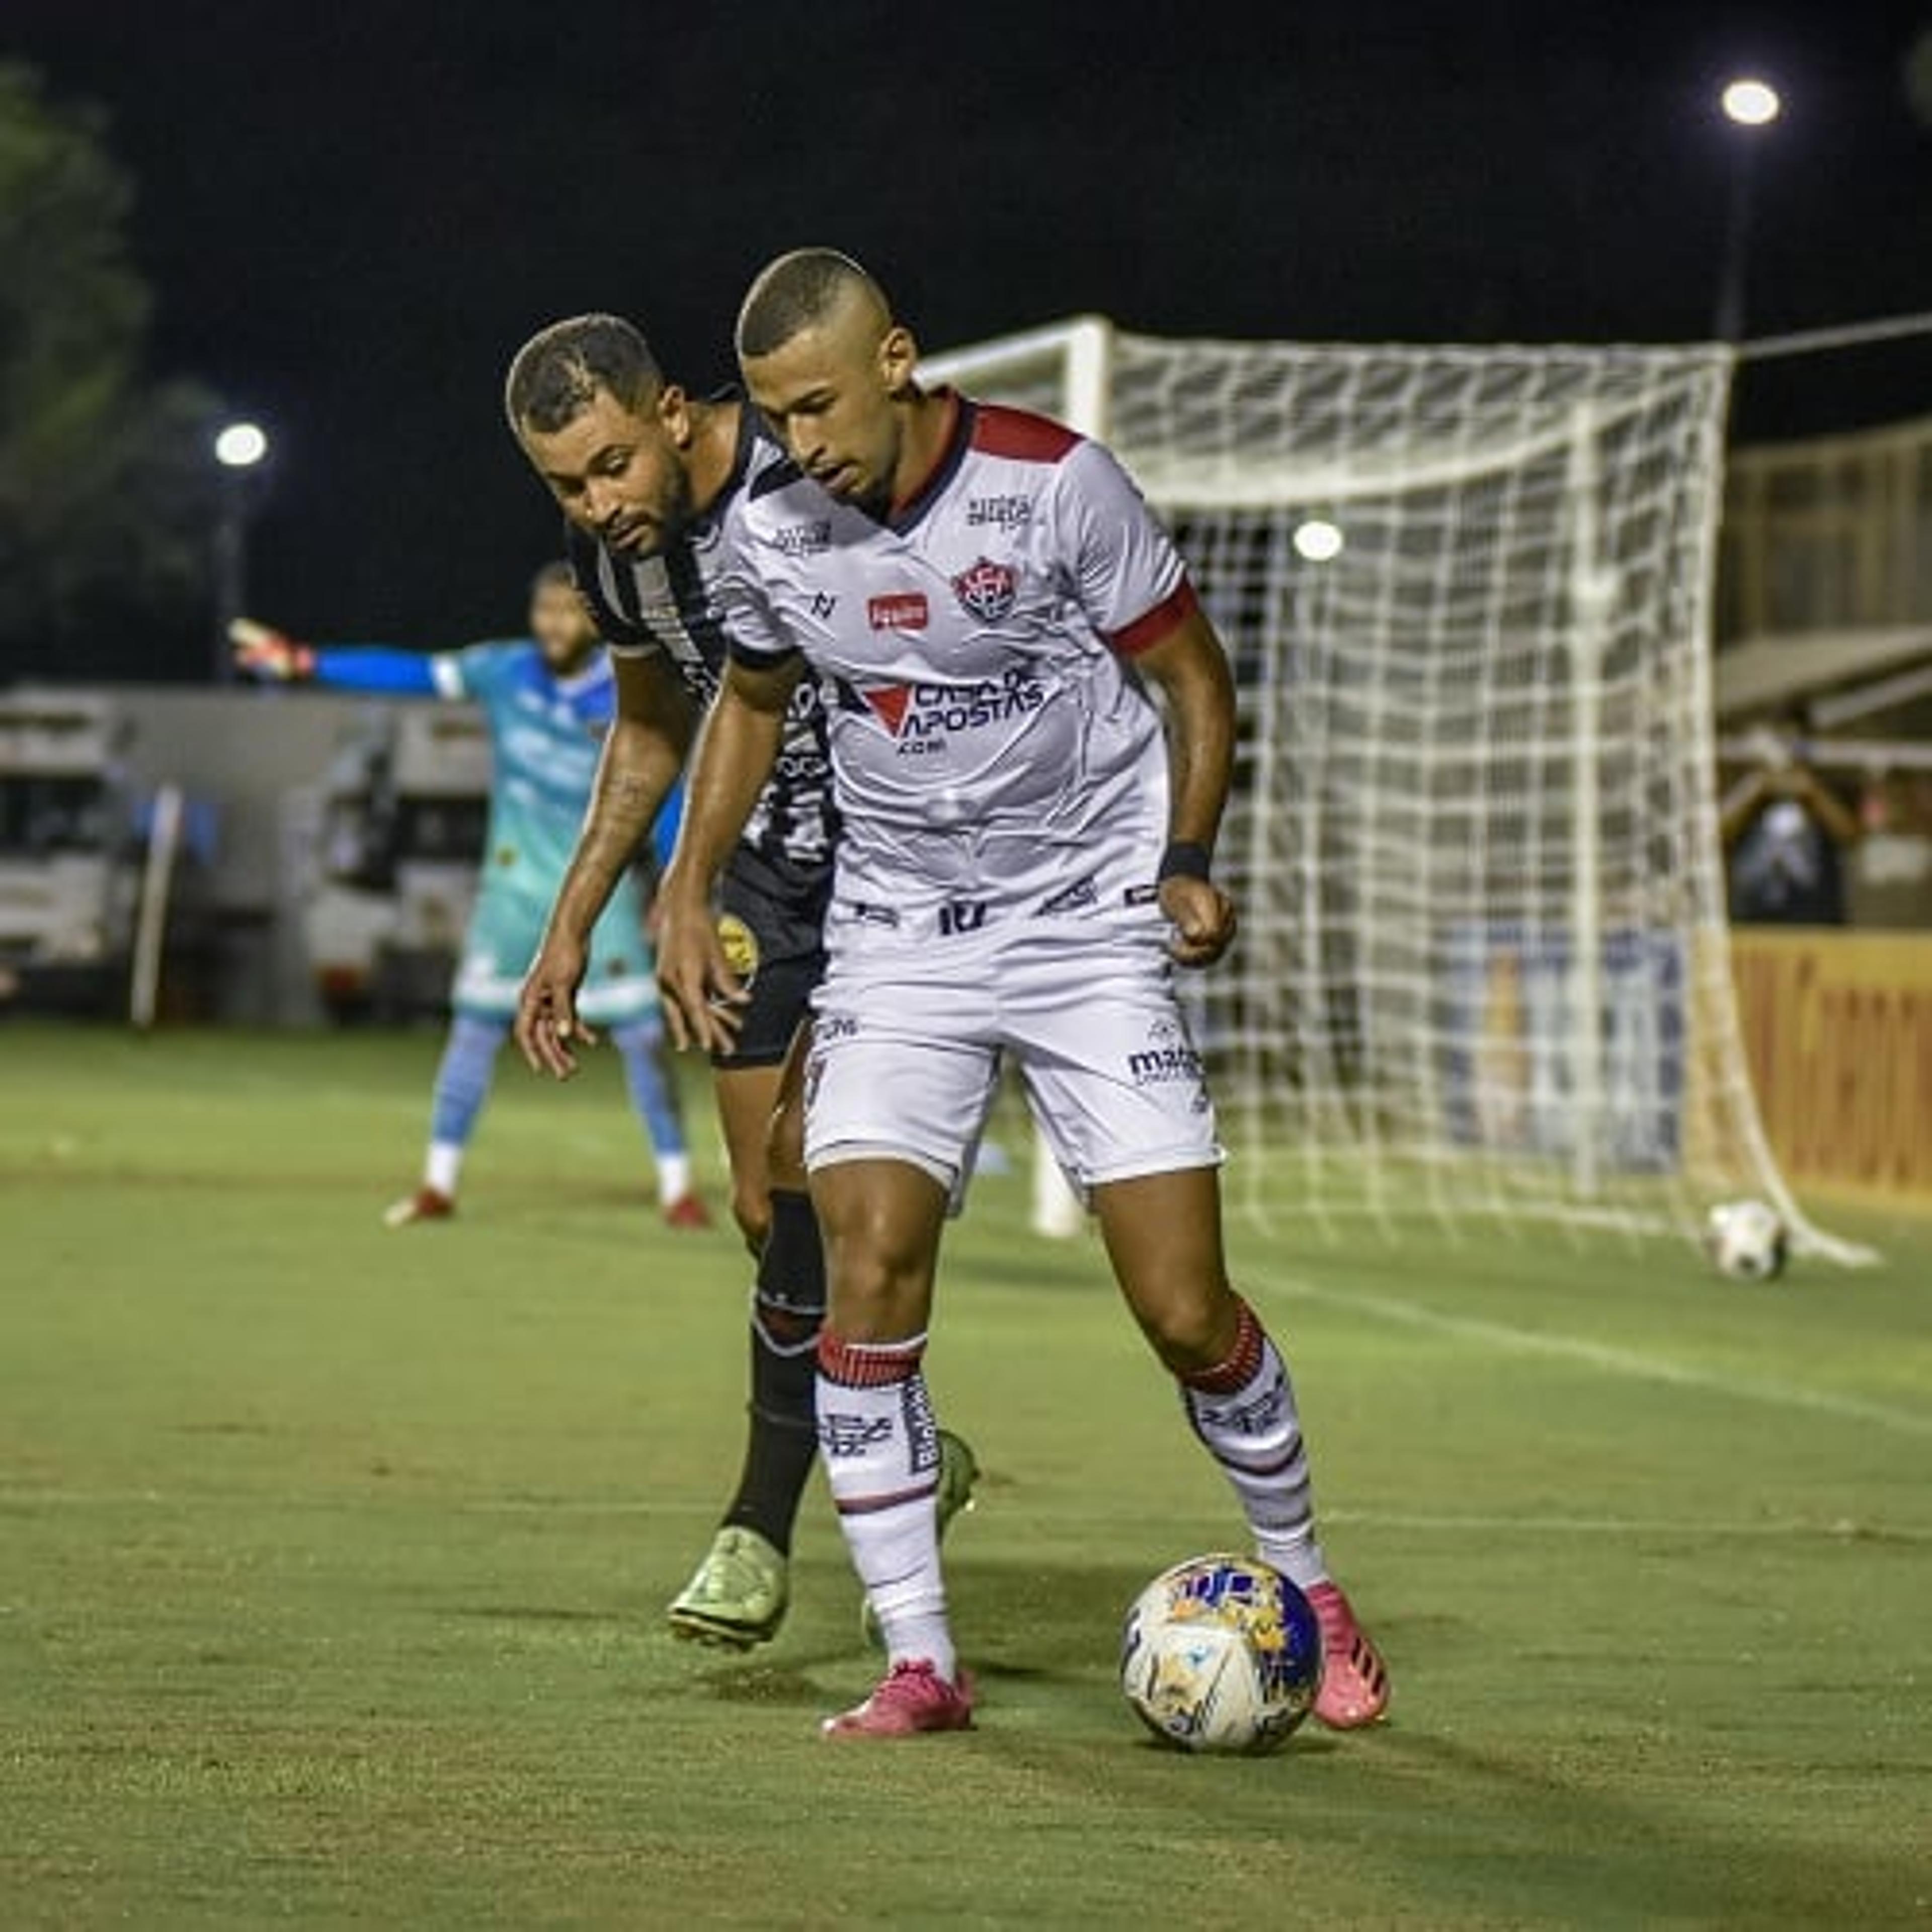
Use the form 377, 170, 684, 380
923, 318, 1862, 1260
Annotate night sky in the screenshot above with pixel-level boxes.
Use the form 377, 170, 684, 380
9, 0, 1932, 675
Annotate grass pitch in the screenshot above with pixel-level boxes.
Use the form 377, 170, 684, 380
2, 1024, 1929, 1928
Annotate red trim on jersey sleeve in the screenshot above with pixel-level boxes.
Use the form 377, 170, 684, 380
1107, 577, 1201, 658
969, 401, 1082, 463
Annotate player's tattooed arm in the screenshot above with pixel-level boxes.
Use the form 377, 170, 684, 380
655, 655, 801, 1055
1134, 608, 1240, 969
516, 652, 694, 1079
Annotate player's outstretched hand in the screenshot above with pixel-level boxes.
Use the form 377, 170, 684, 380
516, 933, 596, 1079
655, 893, 749, 1056
229, 618, 312, 681
1161, 875, 1238, 969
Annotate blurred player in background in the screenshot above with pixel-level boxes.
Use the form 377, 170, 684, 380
232, 564, 707, 1230
655, 250, 1390, 1738
502, 316, 978, 1648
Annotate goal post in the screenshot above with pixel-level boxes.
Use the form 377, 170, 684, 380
923, 317, 1868, 1263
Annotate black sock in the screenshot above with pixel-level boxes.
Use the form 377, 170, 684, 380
721, 1189, 824, 1553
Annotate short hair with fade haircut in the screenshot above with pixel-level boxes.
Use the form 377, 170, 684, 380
504, 314, 663, 436
528, 559, 576, 595
735, 248, 882, 360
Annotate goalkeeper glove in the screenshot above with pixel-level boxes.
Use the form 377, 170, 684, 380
229, 617, 315, 682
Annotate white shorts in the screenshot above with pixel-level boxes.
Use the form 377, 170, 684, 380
803, 913, 1224, 1202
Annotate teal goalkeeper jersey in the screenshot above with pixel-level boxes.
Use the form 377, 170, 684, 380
428, 640, 628, 903
427, 640, 658, 1021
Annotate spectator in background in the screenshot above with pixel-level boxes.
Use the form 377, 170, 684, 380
1721, 718, 1861, 926
1849, 769, 1932, 929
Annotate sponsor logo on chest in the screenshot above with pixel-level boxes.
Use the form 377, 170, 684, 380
849, 667, 1048, 757
966, 494, 1034, 530
516, 687, 603, 741
867, 591, 929, 632
771, 518, 833, 558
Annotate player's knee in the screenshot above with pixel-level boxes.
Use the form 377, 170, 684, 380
819, 1221, 931, 1336
1138, 1287, 1242, 1378
731, 1178, 772, 1256
763, 1104, 808, 1196
756, 1188, 826, 1318
754, 1294, 820, 1347
812, 1164, 944, 1337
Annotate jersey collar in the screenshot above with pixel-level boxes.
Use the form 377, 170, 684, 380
885, 388, 974, 535
548, 652, 610, 698
692, 387, 756, 526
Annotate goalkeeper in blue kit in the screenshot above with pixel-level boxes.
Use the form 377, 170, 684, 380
234, 563, 707, 1229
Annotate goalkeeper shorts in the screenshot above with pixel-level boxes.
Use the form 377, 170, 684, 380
802, 910, 1224, 1201
453, 882, 658, 1027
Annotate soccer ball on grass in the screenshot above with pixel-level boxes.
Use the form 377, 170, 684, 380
1704, 1198, 1790, 1281
1120, 1554, 1322, 1754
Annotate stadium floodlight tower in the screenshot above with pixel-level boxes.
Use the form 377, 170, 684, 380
1715, 75, 1783, 341
214, 420, 269, 469
213, 420, 271, 683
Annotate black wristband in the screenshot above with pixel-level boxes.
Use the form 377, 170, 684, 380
1157, 841, 1212, 883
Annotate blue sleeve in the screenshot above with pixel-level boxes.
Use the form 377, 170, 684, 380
436, 640, 530, 703
307, 647, 440, 696
652, 778, 684, 872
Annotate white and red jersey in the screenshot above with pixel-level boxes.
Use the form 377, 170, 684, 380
719, 392, 1198, 936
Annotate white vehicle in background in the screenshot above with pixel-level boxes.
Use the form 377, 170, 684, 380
302, 703, 491, 1021
0, 690, 138, 1011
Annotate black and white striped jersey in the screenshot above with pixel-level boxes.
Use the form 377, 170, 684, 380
568, 405, 838, 892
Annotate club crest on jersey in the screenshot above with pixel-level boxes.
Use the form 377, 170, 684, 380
951, 556, 1019, 623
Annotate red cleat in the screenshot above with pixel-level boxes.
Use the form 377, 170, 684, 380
662, 1192, 712, 1231
1306, 1580, 1391, 1729
821, 1660, 975, 1739
383, 1186, 454, 1229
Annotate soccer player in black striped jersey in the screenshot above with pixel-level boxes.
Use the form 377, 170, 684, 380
503, 314, 976, 1649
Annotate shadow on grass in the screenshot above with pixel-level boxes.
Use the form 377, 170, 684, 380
444, 1604, 628, 1625
1298, 1708, 1932, 1916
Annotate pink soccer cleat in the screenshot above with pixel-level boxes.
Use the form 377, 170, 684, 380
662, 1192, 712, 1231
1305, 1580, 1391, 1729
821, 1660, 975, 1740
383, 1186, 455, 1229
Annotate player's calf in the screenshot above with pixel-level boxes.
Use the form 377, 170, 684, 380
1174, 1296, 1395, 1727
817, 1329, 957, 1684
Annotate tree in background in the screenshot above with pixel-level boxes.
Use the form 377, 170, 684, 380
0, 62, 222, 678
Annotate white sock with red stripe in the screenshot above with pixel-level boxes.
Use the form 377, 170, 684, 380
1179, 1297, 1329, 1592
816, 1331, 956, 1681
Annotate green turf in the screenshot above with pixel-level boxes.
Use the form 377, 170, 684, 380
2, 1024, 1928, 1929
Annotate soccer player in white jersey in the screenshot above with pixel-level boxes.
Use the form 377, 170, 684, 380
654, 250, 1391, 1739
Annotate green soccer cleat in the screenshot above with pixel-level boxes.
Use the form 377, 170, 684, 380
860, 1429, 981, 1650
934, 1428, 982, 1534
666, 1526, 790, 1650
